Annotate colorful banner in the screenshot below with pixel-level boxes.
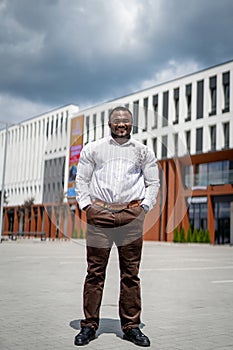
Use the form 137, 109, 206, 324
67, 115, 84, 198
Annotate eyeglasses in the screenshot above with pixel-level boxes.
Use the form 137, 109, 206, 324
111, 119, 131, 124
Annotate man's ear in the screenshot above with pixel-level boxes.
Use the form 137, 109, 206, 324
108, 121, 111, 128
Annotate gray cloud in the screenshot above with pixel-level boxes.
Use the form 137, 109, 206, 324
0, 0, 233, 123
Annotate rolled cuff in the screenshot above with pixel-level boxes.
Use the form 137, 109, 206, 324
77, 199, 92, 210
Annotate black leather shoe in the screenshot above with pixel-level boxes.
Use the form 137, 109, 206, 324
74, 326, 96, 346
123, 327, 150, 347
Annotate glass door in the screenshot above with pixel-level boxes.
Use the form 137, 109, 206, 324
214, 201, 230, 244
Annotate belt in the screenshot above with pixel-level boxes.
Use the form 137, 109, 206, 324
92, 199, 142, 212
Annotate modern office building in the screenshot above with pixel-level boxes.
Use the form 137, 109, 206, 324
1, 60, 233, 243
0, 104, 79, 206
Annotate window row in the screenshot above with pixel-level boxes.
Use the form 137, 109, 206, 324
5, 185, 41, 198
42, 181, 64, 203
83, 70, 231, 142
0, 111, 69, 146
137, 70, 230, 130
46, 111, 69, 138
151, 122, 230, 159
183, 160, 233, 187
44, 157, 65, 179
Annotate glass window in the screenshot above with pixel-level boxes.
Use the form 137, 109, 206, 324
186, 130, 191, 153
50, 117, 54, 135
93, 114, 96, 141
197, 80, 204, 119
153, 137, 157, 155
195, 160, 233, 186
101, 111, 105, 138
209, 161, 222, 185
152, 94, 158, 129
196, 163, 208, 186
162, 91, 169, 127
196, 127, 203, 153
182, 165, 194, 188
65, 111, 69, 132
85, 116, 89, 144
185, 84, 192, 121
209, 76, 217, 116
60, 113, 63, 133
174, 133, 178, 155
223, 122, 229, 149
143, 97, 148, 131
189, 199, 207, 230
133, 100, 139, 134
46, 120, 49, 138
210, 125, 216, 150
222, 71, 230, 113
215, 201, 230, 244
161, 135, 168, 158
200, 203, 208, 229
173, 88, 179, 124
55, 115, 59, 133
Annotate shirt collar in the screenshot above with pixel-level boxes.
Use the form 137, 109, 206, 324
108, 135, 134, 146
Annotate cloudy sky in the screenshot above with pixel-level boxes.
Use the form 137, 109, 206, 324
0, 0, 233, 125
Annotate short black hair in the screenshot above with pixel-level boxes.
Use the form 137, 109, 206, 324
108, 106, 133, 121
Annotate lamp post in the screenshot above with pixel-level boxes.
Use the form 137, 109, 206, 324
0, 122, 9, 243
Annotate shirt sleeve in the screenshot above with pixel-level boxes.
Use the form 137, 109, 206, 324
141, 148, 160, 211
75, 144, 95, 210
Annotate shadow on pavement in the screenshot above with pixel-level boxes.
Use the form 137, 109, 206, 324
70, 318, 145, 338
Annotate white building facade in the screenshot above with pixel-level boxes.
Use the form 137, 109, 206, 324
78, 60, 232, 159
0, 104, 79, 206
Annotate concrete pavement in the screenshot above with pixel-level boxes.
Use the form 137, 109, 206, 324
0, 239, 233, 350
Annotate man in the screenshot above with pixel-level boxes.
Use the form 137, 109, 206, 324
75, 106, 160, 347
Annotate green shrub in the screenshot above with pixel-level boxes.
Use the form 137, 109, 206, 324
187, 225, 192, 243
180, 227, 186, 243
204, 229, 211, 243
173, 226, 211, 244
173, 227, 180, 243
197, 227, 204, 243
73, 228, 78, 239
192, 228, 198, 243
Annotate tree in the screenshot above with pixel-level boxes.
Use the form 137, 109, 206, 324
22, 197, 35, 210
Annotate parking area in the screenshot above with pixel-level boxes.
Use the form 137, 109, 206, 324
0, 239, 233, 350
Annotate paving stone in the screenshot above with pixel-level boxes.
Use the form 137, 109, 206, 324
0, 240, 232, 349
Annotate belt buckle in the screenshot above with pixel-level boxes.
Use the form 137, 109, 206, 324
110, 203, 124, 212
101, 202, 111, 210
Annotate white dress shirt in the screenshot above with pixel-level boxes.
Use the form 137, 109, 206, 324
75, 136, 160, 211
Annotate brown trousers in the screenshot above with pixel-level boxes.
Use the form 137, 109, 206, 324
80, 204, 145, 331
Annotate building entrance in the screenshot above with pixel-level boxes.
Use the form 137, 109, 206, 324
214, 196, 233, 244
215, 217, 230, 244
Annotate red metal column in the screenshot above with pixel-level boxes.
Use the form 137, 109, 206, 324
3, 209, 9, 234
30, 207, 36, 232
